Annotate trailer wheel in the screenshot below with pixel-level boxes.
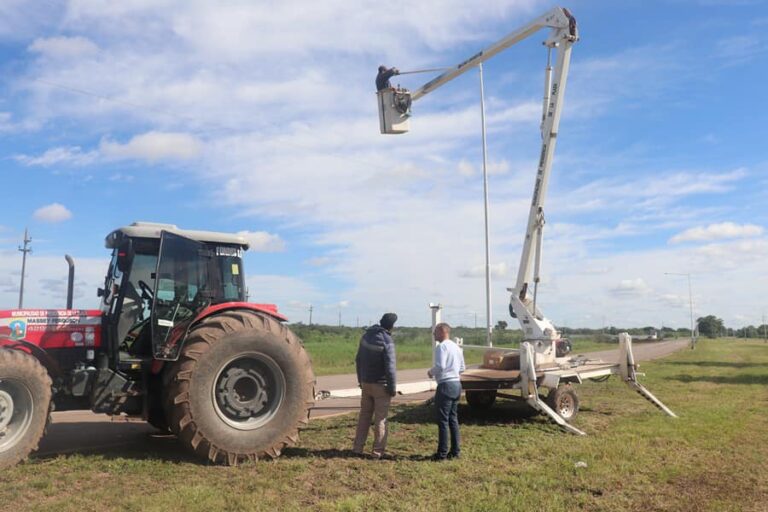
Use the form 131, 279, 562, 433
165, 311, 315, 465
546, 385, 579, 420
0, 349, 52, 468
465, 390, 497, 410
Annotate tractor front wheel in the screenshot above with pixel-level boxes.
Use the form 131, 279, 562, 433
165, 311, 315, 464
0, 349, 52, 468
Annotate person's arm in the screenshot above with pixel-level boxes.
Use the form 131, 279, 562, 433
355, 340, 363, 385
429, 343, 446, 380
383, 334, 397, 396
458, 345, 466, 374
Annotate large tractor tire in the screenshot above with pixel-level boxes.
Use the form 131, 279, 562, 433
0, 349, 52, 468
165, 310, 315, 465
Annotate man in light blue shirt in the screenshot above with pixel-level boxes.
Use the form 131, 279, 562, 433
427, 322, 465, 460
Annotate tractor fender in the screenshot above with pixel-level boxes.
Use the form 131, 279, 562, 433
192, 302, 288, 323
150, 303, 288, 375
0, 338, 63, 379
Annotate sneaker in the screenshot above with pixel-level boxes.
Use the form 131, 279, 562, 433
430, 453, 447, 462
447, 452, 460, 460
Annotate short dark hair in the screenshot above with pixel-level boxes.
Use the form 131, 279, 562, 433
380, 312, 398, 330
435, 322, 451, 333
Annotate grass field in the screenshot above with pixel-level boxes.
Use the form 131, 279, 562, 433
1, 338, 766, 511
297, 324, 613, 375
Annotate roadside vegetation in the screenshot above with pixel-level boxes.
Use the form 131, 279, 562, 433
2, 338, 765, 511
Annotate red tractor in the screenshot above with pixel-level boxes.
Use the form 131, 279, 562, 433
0, 222, 315, 467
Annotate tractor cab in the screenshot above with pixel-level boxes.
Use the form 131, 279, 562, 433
101, 222, 249, 363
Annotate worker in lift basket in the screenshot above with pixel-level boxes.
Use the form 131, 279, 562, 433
353, 312, 398, 459
376, 65, 399, 91
427, 322, 465, 461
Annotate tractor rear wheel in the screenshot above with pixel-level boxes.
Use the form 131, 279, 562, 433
0, 349, 52, 468
165, 311, 315, 464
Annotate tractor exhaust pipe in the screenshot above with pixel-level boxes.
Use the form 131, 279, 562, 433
65, 254, 75, 309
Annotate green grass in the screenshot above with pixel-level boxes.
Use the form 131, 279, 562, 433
2, 338, 766, 511
297, 324, 615, 376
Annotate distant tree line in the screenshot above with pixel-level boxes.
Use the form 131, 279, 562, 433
290, 314, 767, 344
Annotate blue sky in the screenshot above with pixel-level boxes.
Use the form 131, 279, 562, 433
0, 0, 766, 329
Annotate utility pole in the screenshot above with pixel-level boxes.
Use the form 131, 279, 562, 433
763, 312, 766, 343
308, 304, 313, 326
478, 62, 493, 348
338, 308, 342, 327
18, 227, 32, 309
665, 272, 696, 350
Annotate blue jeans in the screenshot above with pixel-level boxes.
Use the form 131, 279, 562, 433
435, 380, 461, 458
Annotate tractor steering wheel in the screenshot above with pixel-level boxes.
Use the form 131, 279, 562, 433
138, 280, 154, 303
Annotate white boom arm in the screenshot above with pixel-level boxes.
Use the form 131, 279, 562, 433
380, 7, 578, 363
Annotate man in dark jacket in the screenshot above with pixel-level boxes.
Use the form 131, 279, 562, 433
352, 312, 398, 458
376, 65, 399, 91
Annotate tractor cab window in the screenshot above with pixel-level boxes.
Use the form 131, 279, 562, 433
214, 247, 245, 302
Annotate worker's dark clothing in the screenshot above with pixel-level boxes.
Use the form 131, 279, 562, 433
353, 324, 397, 457
376, 68, 398, 91
355, 325, 397, 394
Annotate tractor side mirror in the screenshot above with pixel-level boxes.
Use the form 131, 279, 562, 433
116, 239, 134, 273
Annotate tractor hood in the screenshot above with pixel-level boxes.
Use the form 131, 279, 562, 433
0, 309, 103, 350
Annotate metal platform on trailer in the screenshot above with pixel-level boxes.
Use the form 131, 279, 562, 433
460, 358, 618, 390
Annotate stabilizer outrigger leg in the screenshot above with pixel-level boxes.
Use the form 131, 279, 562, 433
618, 333, 678, 418
520, 342, 586, 435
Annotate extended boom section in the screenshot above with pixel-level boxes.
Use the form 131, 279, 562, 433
369, 7, 678, 435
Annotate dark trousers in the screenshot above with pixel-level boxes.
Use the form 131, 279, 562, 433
435, 380, 461, 458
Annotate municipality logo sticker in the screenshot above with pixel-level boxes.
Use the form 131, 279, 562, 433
8, 320, 26, 340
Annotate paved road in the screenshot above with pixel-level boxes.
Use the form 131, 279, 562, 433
35, 339, 688, 459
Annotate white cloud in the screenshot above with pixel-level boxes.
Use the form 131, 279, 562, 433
609, 278, 651, 297
33, 203, 73, 223
713, 35, 766, 64
245, 273, 326, 321
670, 222, 764, 244
460, 262, 508, 278
15, 146, 97, 166
236, 230, 285, 252
15, 132, 202, 167
100, 132, 202, 162
28, 35, 98, 58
